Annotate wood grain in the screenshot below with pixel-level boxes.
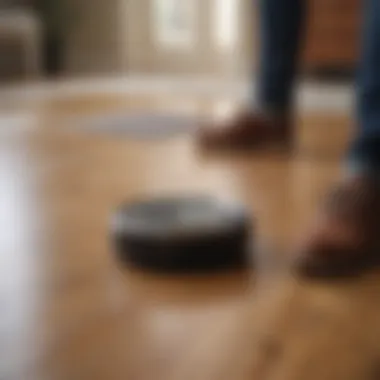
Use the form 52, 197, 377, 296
1, 92, 376, 380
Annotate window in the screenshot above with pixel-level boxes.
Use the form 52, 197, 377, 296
152, 0, 197, 49
213, 0, 238, 51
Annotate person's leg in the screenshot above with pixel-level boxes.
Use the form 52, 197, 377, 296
296, 0, 380, 278
257, 0, 305, 115
348, 0, 380, 175
198, 0, 306, 149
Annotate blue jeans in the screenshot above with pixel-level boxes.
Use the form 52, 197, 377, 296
257, 0, 305, 113
259, 0, 380, 173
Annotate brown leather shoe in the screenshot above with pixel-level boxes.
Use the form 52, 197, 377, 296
197, 109, 292, 151
295, 176, 380, 279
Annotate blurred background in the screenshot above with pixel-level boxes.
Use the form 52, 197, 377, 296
0, 0, 361, 82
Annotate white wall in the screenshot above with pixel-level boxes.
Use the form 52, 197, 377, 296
64, 0, 255, 77
123, 0, 256, 77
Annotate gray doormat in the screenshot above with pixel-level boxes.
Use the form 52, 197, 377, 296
72, 112, 204, 139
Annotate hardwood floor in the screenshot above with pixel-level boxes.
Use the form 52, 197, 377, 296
1, 92, 377, 380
